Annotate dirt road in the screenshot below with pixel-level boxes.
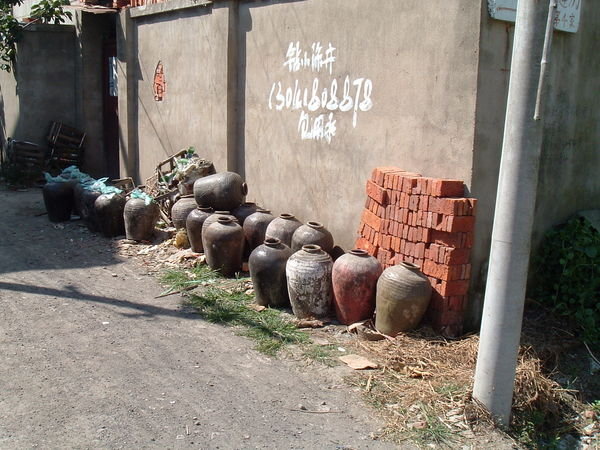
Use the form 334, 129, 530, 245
0, 188, 401, 449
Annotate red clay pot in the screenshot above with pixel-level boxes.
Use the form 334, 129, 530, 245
332, 249, 382, 325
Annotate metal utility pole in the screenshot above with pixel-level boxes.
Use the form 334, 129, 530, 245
473, 0, 553, 425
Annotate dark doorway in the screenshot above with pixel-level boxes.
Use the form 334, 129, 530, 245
102, 35, 119, 178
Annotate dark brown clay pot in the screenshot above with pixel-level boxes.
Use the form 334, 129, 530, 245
193, 171, 248, 211
171, 194, 197, 229
375, 262, 432, 336
186, 207, 213, 253
249, 238, 293, 307
243, 209, 275, 252
201, 211, 237, 253
95, 194, 126, 237
285, 244, 333, 319
231, 202, 259, 226
265, 213, 302, 248
204, 217, 244, 276
124, 198, 159, 241
332, 249, 382, 325
81, 189, 102, 232
291, 221, 334, 253
43, 181, 74, 222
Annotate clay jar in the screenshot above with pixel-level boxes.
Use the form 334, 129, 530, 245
201, 211, 237, 252
375, 262, 432, 336
193, 171, 248, 211
95, 194, 126, 237
249, 238, 293, 307
124, 198, 159, 241
265, 213, 302, 248
81, 188, 102, 232
171, 194, 197, 229
43, 181, 74, 222
286, 244, 333, 319
186, 206, 213, 253
231, 202, 259, 226
332, 249, 382, 325
204, 217, 244, 276
291, 221, 334, 253
243, 209, 275, 252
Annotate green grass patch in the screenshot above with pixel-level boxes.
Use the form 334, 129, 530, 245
302, 344, 339, 367
410, 403, 458, 448
161, 266, 317, 357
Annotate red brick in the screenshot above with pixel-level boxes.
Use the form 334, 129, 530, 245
381, 234, 392, 250
408, 195, 419, 211
448, 296, 466, 312
362, 209, 381, 231
371, 167, 400, 185
442, 247, 471, 265
430, 179, 465, 197
437, 279, 470, 296
415, 242, 425, 259
402, 175, 420, 194
355, 237, 379, 256
431, 230, 472, 248
445, 215, 475, 233
466, 198, 477, 216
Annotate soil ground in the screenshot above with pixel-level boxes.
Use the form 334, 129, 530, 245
0, 188, 521, 449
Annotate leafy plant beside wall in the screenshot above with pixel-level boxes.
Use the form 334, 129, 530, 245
0, 0, 71, 72
529, 216, 600, 344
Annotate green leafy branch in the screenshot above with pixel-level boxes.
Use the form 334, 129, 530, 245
0, 0, 71, 72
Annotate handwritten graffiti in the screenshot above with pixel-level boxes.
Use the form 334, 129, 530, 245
268, 42, 373, 144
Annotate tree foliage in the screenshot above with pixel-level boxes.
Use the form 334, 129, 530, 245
0, 0, 71, 72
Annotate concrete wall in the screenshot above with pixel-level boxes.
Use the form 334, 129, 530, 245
468, 3, 600, 328
239, 0, 481, 251
116, 1, 229, 183
0, 24, 77, 148
112, 0, 599, 329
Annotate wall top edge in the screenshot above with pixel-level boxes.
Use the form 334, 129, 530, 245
129, 0, 212, 18
21, 23, 76, 32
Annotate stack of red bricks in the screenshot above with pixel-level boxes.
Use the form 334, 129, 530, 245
355, 167, 477, 336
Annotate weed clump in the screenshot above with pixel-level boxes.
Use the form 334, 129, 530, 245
529, 216, 600, 344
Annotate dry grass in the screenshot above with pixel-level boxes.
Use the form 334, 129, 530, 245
343, 321, 592, 446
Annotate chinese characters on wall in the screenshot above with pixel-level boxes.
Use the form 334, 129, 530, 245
267, 42, 374, 144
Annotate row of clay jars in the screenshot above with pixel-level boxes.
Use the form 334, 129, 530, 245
333, 255, 432, 333
185, 203, 259, 253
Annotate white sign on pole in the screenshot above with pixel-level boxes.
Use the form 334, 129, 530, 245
487, 0, 582, 33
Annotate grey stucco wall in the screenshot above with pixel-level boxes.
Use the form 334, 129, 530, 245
468, 3, 600, 329
0, 25, 77, 149
117, 1, 229, 183
239, 0, 481, 251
